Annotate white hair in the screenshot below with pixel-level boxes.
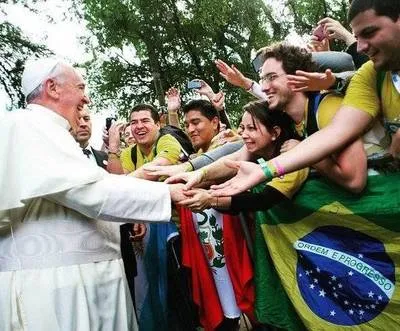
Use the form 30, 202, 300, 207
25, 61, 69, 103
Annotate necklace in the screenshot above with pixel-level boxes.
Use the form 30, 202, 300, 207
293, 100, 309, 139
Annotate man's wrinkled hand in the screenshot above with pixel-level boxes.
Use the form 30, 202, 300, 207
169, 183, 188, 203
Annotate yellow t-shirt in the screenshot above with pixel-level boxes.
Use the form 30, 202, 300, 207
120, 133, 182, 172
267, 168, 309, 199
295, 93, 342, 138
340, 62, 394, 156
266, 94, 341, 198
342, 61, 400, 123
315, 94, 343, 129
302, 92, 388, 158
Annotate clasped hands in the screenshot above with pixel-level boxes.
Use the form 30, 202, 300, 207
169, 184, 214, 212
166, 169, 214, 212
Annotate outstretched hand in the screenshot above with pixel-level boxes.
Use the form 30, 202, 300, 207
169, 183, 188, 204
166, 87, 181, 112
215, 59, 252, 90
286, 69, 336, 92
178, 189, 212, 212
210, 159, 265, 196
211, 91, 225, 111
143, 163, 189, 178
165, 169, 205, 190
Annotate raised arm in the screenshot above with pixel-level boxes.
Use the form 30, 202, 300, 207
166, 87, 181, 129
318, 17, 356, 47
215, 59, 267, 100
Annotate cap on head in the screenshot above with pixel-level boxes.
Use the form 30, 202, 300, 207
21, 58, 61, 97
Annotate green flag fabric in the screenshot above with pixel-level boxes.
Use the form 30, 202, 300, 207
253, 173, 400, 330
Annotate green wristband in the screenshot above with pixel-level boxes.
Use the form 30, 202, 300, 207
257, 158, 273, 180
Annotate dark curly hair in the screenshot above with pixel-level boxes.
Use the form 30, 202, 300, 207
258, 43, 319, 75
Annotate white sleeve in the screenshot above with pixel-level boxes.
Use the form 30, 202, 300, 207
47, 174, 171, 223
248, 82, 268, 100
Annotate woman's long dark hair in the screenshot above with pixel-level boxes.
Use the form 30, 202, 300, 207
242, 100, 297, 158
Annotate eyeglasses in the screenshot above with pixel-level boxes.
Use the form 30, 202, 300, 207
259, 72, 286, 84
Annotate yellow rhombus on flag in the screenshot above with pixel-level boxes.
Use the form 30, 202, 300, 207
253, 172, 400, 331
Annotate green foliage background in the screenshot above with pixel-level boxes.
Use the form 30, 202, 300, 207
3, 0, 350, 122
77, 0, 349, 124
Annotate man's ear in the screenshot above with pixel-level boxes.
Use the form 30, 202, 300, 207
271, 125, 281, 141
45, 78, 59, 99
212, 116, 220, 131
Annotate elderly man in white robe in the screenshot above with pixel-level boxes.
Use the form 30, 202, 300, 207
0, 58, 184, 331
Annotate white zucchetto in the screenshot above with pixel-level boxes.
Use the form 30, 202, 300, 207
21, 58, 61, 97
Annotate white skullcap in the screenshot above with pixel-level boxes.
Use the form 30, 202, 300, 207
21, 58, 61, 97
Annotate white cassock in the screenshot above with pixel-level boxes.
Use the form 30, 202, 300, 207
0, 104, 172, 331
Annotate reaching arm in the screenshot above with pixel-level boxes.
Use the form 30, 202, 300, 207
189, 141, 244, 170
131, 156, 175, 180
165, 146, 250, 188
142, 141, 244, 179
48, 174, 171, 223
211, 106, 373, 196
106, 122, 125, 174
215, 59, 267, 100
313, 138, 367, 193
286, 69, 354, 93
179, 185, 287, 213
166, 87, 182, 129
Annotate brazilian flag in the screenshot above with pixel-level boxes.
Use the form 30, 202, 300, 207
253, 173, 400, 330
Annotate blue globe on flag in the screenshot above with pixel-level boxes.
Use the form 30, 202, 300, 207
294, 226, 395, 326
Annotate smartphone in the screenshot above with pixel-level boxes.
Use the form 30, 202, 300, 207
251, 52, 264, 73
105, 117, 116, 131
313, 25, 326, 41
187, 80, 202, 89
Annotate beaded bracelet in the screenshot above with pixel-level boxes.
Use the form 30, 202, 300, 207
257, 158, 274, 181
272, 159, 286, 177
